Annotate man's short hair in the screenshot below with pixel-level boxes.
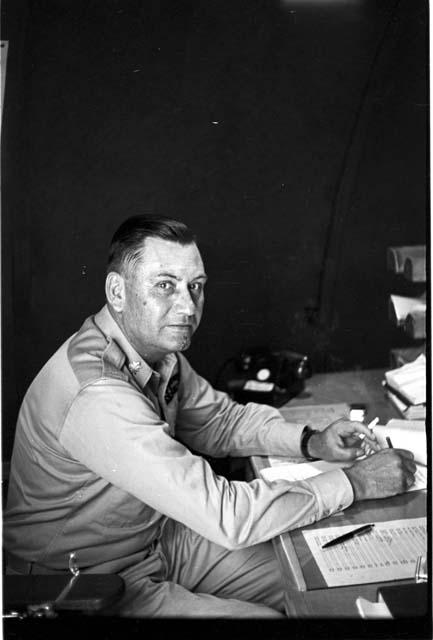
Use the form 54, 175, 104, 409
107, 215, 196, 276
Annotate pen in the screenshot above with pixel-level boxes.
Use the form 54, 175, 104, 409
322, 523, 375, 549
386, 436, 393, 448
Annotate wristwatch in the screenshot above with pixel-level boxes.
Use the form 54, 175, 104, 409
300, 425, 320, 461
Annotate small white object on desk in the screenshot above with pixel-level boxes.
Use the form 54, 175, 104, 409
356, 597, 392, 619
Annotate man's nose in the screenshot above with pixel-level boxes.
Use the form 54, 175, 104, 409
174, 288, 196, 315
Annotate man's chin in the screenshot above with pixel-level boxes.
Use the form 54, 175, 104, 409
163, 336, 192, 353
163, 327, 195, 353
175, 337, 191, 352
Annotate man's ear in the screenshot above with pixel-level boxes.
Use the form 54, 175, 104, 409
105, 272, 126, 312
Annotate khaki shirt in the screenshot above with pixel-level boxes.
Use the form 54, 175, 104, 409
4, 306, 353, 574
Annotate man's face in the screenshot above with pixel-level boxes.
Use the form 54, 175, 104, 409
119, 237, 207, 363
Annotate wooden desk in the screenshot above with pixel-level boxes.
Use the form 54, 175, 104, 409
250, 369, 427, 619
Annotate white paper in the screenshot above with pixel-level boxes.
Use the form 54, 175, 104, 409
261, 459, 350, 482
374, 422, 427, 466
260, 458, 427, 492
303, 518, 427, 587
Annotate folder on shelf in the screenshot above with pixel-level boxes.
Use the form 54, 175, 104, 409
404, 309, 426, 340
389, 294, 426, 328
387, 245, 426, 282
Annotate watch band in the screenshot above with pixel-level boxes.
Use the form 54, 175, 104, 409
300, 425, 319, 461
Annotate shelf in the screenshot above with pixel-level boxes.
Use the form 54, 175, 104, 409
387, 245, 426, 282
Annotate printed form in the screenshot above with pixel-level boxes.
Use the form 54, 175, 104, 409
303, 518, 427, 587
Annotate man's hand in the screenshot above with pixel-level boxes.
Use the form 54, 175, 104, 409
307, 419, 380, 462
343, 449, 417, 500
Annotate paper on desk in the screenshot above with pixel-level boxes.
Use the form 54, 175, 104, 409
375, 420, 427, 465
261, 459, 350, 481
303, 517, 427, 587
260, 458, 427, 492
264, 417, 427, 487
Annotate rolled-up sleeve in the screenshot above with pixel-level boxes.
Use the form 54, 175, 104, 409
59, 378, 354, 551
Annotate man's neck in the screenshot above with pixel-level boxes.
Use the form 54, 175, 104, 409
106, 304, 163, 367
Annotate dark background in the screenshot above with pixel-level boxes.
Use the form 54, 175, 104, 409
1, 0, 428, 459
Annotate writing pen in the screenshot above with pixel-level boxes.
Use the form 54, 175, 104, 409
322, 523, 375, 549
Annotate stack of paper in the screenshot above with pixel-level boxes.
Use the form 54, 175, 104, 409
383, 354, 426, 420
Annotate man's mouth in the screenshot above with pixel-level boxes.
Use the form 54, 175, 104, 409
167, 324, 193, 330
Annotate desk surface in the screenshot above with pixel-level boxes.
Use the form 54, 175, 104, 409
281, 367, 401, 423
250, 368, 427, 619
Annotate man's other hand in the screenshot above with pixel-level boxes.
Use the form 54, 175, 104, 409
343, 449, 417, 500
307, 419, 380, 462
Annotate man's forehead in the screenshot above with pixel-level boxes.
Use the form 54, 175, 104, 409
139, 237, 204, 273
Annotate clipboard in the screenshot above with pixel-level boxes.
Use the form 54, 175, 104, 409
282, 490, 426, 591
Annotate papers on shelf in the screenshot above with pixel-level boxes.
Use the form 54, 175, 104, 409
303, 518, 427, 588
384, 354, 426, 406
384, 387, 426, 420
389, 294, 426, 326
387, 246, 426, 279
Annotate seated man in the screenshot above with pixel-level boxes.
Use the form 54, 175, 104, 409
4, 215, 416, 618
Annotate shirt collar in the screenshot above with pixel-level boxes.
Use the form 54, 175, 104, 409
93, 305, 177, 388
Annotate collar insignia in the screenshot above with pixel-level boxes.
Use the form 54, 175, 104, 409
128, 361, 142, 374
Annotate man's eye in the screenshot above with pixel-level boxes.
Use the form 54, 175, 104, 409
157, 282, 174, 291
189, 282, 203, 293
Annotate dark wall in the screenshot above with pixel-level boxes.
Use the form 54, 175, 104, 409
2, 0, 428, 457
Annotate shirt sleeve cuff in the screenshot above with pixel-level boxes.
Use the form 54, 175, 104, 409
302, 468, 354, 518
